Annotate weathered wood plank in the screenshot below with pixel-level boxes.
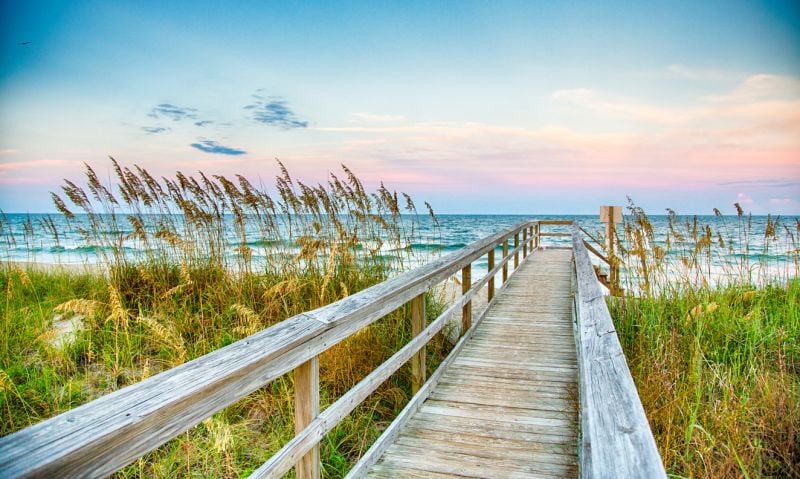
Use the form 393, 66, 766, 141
461, 263, 471, 332
410, 294, 426, 394
294, 357, 320, 479
572, 226, 666, 478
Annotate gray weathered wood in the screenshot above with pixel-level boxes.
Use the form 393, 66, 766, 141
572, 226, 666, 478
0, 222, 535, 478
461, 264, 471, 333
488, 248, 495, 302
294, 357, 320, 479
410, 294, 425, 394
502, 238, 509, 283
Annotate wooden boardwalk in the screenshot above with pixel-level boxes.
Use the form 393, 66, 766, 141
365, 249, 579, 478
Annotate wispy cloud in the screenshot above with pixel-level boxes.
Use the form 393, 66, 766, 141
148, 103, 198, 121
351, 113, 406, 123
667, 64, 731, 81
245, 93, 308, 129
190, 139, 246, 156
718, 179, 799, 188
551, 88, 689, 123
141, 126, 170, 134
194, 120, 214, 127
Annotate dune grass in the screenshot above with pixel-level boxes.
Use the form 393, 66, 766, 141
606, 203, 799, 478
0, 160, 450, 477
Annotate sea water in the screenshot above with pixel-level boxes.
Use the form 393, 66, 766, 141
1, 213, 797, 286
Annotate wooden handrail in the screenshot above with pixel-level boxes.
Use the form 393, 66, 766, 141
571, 226, 665, 477
583, 239, 610, 265
0, 220, 537, 478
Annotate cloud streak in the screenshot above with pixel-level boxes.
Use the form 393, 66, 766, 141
190, 139, 246, 156
245, 93, 308, 129
148, 103, 198, 121
141, 126, 170, 134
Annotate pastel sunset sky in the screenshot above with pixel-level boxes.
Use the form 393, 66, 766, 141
1, 1, 798, 214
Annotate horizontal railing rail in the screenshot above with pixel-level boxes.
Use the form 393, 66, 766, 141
0, 220, 539, 478
571, 225, 665, 478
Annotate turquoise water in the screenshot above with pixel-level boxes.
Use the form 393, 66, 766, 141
1, 213, 796, 285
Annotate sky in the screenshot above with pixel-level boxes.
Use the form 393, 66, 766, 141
0, 0, 798, 214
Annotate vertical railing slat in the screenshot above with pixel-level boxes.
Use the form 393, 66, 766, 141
502, 239, 509, 283
461, 264, 472, 333
487, 248, 495, 302
294, 358, 320, 479
410, 294, 426, 394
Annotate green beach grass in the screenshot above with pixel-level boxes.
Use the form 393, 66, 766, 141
606, 204, 799, 478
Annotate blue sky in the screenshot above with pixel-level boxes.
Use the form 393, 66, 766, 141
1, 0, 798, 214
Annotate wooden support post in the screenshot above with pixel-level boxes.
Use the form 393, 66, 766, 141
514, 233, 520, 269
502, 239, 509, 283
523, 228, 528, 257
487, 248, 495, 302
534, 224, 540, 249
461, 264, 471, 334
410, 294, 426, 394
294, 357, 320, 479
601, 205, 623, 296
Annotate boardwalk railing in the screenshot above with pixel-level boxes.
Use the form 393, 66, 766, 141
0, 221, 538, 478
571, 225, 666, 478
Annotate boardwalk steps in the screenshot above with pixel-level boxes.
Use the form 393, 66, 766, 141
0, 221, 665, 478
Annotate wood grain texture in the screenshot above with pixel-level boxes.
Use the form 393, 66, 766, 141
411, 294, 426, 394
359, 249, 580, 478
294, 357, 320, 479
487, 248, 495, 302
461, 264, 471, 333
572, 227, 666, 478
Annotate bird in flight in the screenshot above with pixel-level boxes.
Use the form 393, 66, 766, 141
20, 41, 32, 46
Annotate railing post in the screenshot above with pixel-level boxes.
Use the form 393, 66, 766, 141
534, 223, 540, 249
294, 357, 320, 479
462, 264, 471, 333
488, 248, 495, 302
410, 294, 426, 394
502, 239, 509, 283
523, 228, 528, 257
514, 233, 520, 268
603, 205, 622, 296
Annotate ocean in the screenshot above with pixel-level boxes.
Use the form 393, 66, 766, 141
1, 213, 797, 286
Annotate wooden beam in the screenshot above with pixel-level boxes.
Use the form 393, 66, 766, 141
410, 294, 426, 394
502, 239, 509, 283
538, 220, 573, 225
514, 233, 519, 269
522, 228, 528, 257
294, 357, 320, 479
487, 249, 495, 302
539, 232, 571, 237
461, 264, 471, 333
